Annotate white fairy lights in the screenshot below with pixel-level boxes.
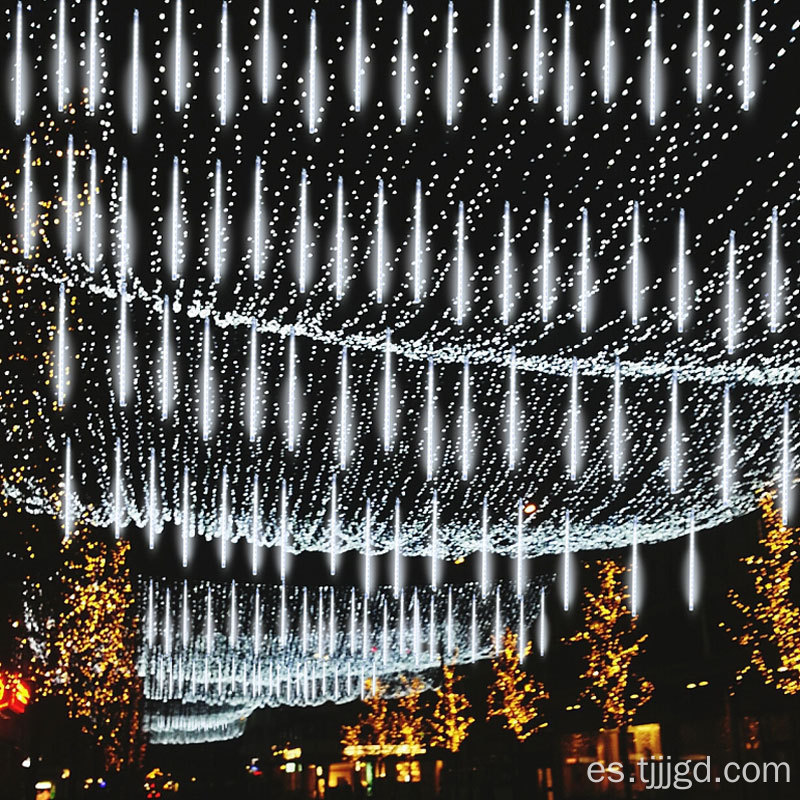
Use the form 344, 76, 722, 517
8, 1, 799, 746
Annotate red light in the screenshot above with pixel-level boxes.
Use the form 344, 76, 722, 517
523, 502, 538, 515
0, 673, 31, 715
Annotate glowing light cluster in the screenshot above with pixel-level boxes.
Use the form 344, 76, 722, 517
129, 576, 544, 743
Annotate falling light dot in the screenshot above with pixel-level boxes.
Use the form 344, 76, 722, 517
88, 149, 97, 273
569, 358, 579, 481
426, 358, 435, 481
63, 436, 72, 540
670, 369, 680, 494
114, 439, 123, 541
562, 1, 572, 125
57, 283, 66, 409
308, 10, 317, 134
400, 2, 409, 124
287, 326, 296, 452
330, 475, 337, 576
220, 2, 229, 126
603, 0, 612, 103
461, 356, 470, 480
677, 208, 686, 333
181, 467, 190, 568
563, 511, 571, 612
502, 201, 511, 324
688, 510, 697, 611
782, 402, 790, 526
722, 385, 732, 507
393, 499, 401, 598
742, 0, 751, 110
695, 0, 704, 104
631, 518, 639, 617
580, 207, 589, 334
516, 499, 524, 597
201, 318, 212, 441
64, 135, 74, 259
14, 2, 23, 125
375, 178, 385, 303
335, 177, 344, 299
131, 10, 141, 133
508, 347, 517, 470
612, 356, 622, 481
174, 0, 183, 111
538, 587, 546, 657
542, 197, 550, 323
383, 329, 392, 452
631, 201, 641, 326
649, 1, 658, 127
161, 296, 171, 421
446, 2, 455, 125
57, 0, 67, 112
491, 0, 500, 104
261, 0, 270, 104
339, 345, 348, 469
213, 160, 224, 284
353, 0, 362, 112
532, 0, 542, 102
22, 134, 31, 259
481, 496, 489, 599
148, 448, 157, 550
770, 208, 780, 333
413, 179, 423, 302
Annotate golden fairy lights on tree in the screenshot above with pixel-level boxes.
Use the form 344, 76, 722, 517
724, 492, 800, 694
568, 560, 653, 729
31, 526, 145, 772
430, 662, 474, 752
341, 678, 393, 759
341, 676, 428, 760
391, 676, 428, 757
486, 628, 549, 742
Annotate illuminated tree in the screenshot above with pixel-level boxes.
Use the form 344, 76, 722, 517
31, 528, 145, 772
341, 676, 429, 762
486, 629, 549, 742
341, 678, 392, 759
568, 559, 653, 729
390, 675, 428, 756
725, 492, 800, 694
430, 662, 474, 752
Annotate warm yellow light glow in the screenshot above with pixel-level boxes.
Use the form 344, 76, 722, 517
430, 662, 474, 752
725, 492, 800, 695
341, 677, 428, 763
28, 525, 144, 771
567, 559, 653, 728
486, 629, 549, 741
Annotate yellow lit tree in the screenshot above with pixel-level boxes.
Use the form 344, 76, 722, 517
486, 629, 549, 742
430, 662, 474, 752
32, 527, 145, 772
390, 675, 428, 757
341, 676, 429, 763
724, 492, 800, 694
568, 560, 653, 729
341, 678, 392, 759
